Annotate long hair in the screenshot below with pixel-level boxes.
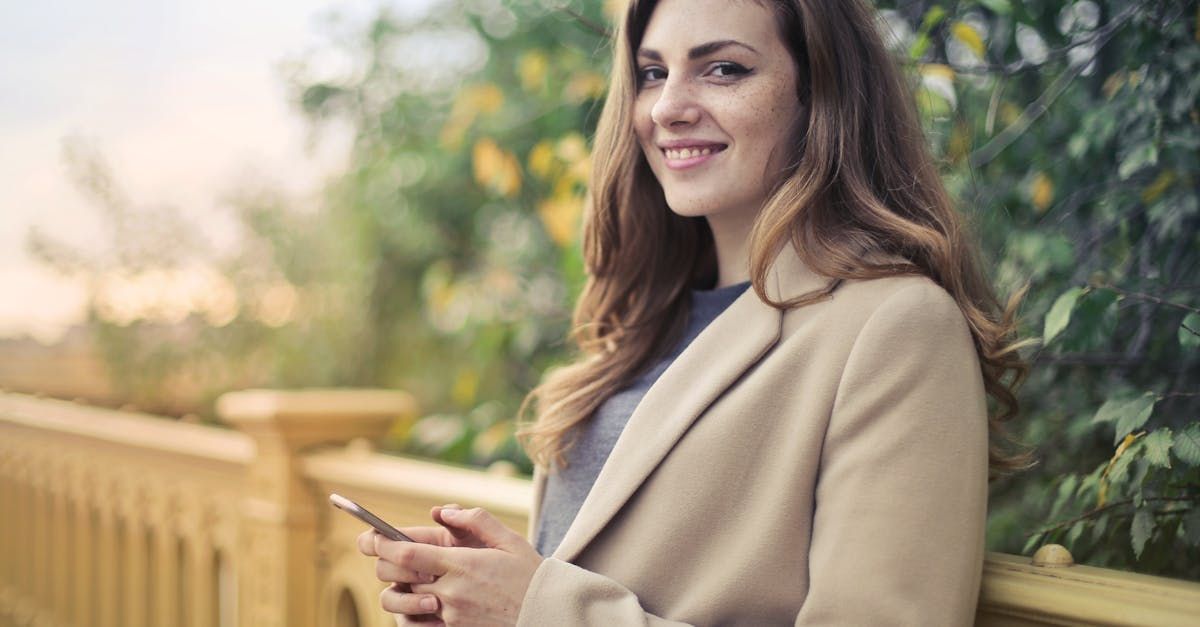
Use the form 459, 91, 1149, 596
519, 0, 1029, 474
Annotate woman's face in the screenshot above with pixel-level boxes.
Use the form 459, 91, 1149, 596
634, 0, 802, 225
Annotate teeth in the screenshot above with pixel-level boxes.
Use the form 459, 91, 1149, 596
665, 147, 716, 160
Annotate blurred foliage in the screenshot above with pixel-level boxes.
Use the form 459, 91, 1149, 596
30, 0, 1198, 578
870, 0, 1199, 580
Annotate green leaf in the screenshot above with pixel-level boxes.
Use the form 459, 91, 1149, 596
1093, 394, 1156, 443
1092, 514, 1110, 542
1052, 474, 1079, 516
910, 33, 931, 60
1066, 521, 1086, 549
1142, 429, 1173, 468
1022, 532, 1044, 555
1131, 509, 1155, 559
920, 6, 947, 32
1173, 423, 1200, 466
1180, 312, 1200, 349
1044, 287, 1084, 344
1108, 448, 1136, 484
1184, 508, 1200, 547
1114, 396, 1157, 445
1118, 143, 1158, 180
978, 0, 1013, 15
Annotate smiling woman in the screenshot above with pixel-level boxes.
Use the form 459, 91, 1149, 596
357, 0, 1029, 625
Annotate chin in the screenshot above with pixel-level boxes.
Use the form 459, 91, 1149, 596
662, 189, 720, 219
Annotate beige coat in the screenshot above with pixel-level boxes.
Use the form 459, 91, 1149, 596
517, 246, 989, 626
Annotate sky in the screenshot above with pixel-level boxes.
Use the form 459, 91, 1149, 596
0, 0, 433, 342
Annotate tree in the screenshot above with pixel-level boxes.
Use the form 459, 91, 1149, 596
870, 0, 1198, 578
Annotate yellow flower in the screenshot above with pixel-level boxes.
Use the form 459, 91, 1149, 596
556, 132, 589, 163
538, 194, 583, 247
565, 72, 608, 103
1030, 172, 1054, 213
518, 51, 549, 92
951, 22, 984, 58
920, 63, 955, 82
1141, 170, 1176, 204
452, 369, 479, 407
528, 140, 557, 179
440, 83, 506, 149
473, 138, 522, 198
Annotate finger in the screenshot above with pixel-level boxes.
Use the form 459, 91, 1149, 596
394, 613, 445, 626
431, 504, 480, 545
396, 526, 452, 546
375, 536, 450, 577
377, 557, 438, 584
380, 583, 441, 616
358, 530, 379, 556
437, 507, 524, 550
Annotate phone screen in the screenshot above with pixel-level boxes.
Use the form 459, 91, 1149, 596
329, 493, 415, 542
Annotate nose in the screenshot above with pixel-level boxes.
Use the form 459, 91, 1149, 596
650, 76, 701, 128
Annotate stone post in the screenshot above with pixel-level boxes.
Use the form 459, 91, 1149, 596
218, 389, 416, 627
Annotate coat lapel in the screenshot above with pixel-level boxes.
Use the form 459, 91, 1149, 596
550, 248, 826, 563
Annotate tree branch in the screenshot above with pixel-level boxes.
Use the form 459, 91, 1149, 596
968, 61, 1087, 168
1026, 496, 1198, 538
1033, 352, 1142, 368
561, 7, 611, 40
967, 2, 1143, 168
1092, 284, 1200, 315
956, 1, 1147, 76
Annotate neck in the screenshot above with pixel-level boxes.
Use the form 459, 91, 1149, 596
706, 210, 756, 288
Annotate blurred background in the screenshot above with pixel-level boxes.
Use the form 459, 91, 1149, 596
1, 0, 1196, 583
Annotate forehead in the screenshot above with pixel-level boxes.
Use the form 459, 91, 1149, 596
639, 0, 781, 53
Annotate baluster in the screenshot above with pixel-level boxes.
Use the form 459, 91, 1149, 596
152, 522, 180, 627
95, 505, 118, 627
32, 459, 49, 623
123, 513, 147, 627
190, 538, 216, 627
52, 470, 69, 625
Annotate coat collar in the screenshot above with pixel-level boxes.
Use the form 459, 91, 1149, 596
545, 244, 829, 562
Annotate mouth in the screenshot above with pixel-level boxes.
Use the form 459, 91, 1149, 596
660, 143, 727, 170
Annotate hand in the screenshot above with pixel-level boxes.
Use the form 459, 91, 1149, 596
370, 506, 544, 627
358, 505, 479, 626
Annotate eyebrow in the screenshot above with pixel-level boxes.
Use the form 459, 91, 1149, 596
636, 39, 760, 62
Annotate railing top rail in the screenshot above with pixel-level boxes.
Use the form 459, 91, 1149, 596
0, 392, 254, 465
981, 552, 1200, 624
303, 446, 533, 517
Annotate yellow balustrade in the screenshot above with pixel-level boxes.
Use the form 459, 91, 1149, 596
1, 389, 1198, 627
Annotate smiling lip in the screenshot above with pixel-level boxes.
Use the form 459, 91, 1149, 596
658, 141, 727, 170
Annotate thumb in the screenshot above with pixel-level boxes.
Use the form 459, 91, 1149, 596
438, 507, 522, 551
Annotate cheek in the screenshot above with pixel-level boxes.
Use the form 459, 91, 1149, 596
738, 90, 800, 160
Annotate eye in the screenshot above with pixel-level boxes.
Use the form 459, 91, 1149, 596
708, 62, 751, 78
637, 66, 667, 85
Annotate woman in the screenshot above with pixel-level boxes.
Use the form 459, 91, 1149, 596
358, 0, 1026, 624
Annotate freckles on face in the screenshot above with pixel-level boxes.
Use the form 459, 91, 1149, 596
632, 0, 802, 222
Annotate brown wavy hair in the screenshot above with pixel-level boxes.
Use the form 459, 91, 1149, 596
519, 0, 1030, 474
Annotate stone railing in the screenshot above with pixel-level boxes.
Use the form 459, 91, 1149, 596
1, 390, 1198, 627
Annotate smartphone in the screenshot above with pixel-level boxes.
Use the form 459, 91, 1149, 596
329, 493, 415, 542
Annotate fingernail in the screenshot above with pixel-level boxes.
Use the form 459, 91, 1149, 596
420, 596, 438, 611
441, 507, 461, 519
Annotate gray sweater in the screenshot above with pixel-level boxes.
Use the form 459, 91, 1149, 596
534, 281, 751, 557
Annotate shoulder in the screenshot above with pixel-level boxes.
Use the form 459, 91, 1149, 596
840, 275, 967, 335
779, 273, 969, 348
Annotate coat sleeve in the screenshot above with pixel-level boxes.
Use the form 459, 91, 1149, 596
517, 558, 692, 626
794, 281, 989, 626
